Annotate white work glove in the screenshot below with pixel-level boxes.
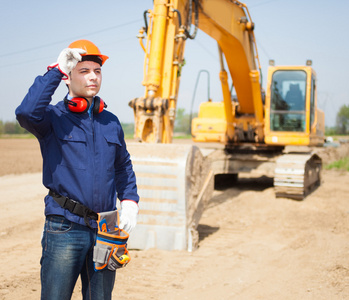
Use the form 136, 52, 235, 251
119, 200, 139, 233
48, 48, 86, 80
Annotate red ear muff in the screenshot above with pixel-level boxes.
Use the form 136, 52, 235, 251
64, 97, 90, 113
93, 96, 107, 114
65, 96, 107, 114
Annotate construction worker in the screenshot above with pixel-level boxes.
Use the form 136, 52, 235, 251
16, 39, 139, 300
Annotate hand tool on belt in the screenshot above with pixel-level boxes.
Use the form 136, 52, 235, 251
49, 190, 98, 229
93, 210, 130, 271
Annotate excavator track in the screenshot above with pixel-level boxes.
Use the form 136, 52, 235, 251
274, 153, 322, 200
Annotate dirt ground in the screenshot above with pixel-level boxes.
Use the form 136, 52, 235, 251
0, 138, 349, 300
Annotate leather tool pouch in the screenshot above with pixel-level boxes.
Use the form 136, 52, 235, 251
93, 210, 130, 271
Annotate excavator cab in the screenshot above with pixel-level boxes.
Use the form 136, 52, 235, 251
265, 65, 325, 146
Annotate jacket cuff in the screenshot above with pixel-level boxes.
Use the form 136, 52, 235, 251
120, 199, 139, 206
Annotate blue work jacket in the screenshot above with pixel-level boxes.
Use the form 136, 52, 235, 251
16, 68, 139, 228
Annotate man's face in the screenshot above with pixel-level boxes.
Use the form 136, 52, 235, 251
66, 60, 102, 101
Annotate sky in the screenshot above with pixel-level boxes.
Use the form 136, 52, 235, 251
1, 0, 348, 127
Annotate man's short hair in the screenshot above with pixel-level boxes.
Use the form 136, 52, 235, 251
81, 55, 103, 66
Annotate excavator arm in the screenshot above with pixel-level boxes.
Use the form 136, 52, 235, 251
129, 0, 190, 143
129, 0, 264, 144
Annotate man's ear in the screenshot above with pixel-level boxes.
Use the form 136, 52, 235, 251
65, 73, 72, 91
65, 75, 71, 86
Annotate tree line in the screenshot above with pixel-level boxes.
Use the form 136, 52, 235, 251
0, 120, 138, 136
1, 105, 349, 136
0, 108, 196, 137
0, 120, 28, 135
334, 104, 349, 135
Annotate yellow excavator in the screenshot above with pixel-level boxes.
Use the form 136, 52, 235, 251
126, 0, 325, 251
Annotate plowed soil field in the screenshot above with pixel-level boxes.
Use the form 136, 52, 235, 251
0, 138, 348, 300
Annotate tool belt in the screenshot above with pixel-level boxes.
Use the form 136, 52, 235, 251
49, 191, 130, 271
49, 190, 98, 229
93, 210, 130, 271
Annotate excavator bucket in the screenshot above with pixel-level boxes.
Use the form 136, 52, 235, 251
125, 143, 214, 251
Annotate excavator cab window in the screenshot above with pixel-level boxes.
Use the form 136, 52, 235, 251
270, 70, 307, 132
310, 75, 316, 131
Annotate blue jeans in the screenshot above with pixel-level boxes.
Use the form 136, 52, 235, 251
40, 215, 115, 300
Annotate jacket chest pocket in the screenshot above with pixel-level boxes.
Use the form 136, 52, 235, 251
57, 132, 87, 170
103, 134, 122, 171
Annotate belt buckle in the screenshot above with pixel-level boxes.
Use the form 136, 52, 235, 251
65, 198, 78, 212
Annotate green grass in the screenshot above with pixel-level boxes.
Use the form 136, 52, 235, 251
124, 134, 192, 140
325, 157, 349, 171
173, 134, 192, 139
124, 133, 135, 140
1, 133, 192, 140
